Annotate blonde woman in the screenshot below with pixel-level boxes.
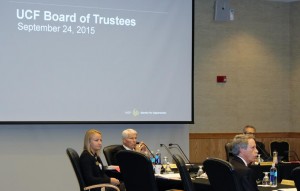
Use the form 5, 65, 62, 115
79, 129, 125, 191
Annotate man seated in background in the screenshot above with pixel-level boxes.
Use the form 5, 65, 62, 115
230, 134, 259, 191
243, 125, 271, 161
112, 129, 182, 191
110, 128, 148, 165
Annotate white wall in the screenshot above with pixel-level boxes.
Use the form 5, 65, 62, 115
0, 124, 189, 191
190, 0, 294, 133
290, 2, 300, 132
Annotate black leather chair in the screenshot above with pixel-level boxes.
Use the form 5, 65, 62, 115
292, 166, 300, 190
103, 145, 122, 165
172, 154, 195, 191
225, 142, 234, 161
270, 140, 290, 162
203, 157, 243, 191
66, 148, 119, 191
116, 150, 159, 191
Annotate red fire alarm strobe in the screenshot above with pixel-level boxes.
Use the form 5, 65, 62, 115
217, 76, 227, 83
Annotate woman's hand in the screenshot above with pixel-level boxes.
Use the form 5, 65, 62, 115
110, 178, 120, 186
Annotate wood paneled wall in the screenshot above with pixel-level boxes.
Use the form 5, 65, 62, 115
189, 133, 300, 163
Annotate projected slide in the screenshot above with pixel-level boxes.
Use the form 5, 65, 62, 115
0, 0, 193, 123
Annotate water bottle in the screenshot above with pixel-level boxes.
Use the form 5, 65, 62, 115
150, 151, 155, 164
155, 149, 161, 164
270, 163, 277, 187
273, 151, 278, 164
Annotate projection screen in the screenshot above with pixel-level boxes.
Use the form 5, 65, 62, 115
0, 0, 194, 123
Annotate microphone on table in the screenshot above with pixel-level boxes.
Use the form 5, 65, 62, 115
169, 146, 192, 164
160, 144, 173, 157
256, 142, 272, 161
160, 144, 176, 173
136, 141, 155, 158
169, 143, 191, 164
284, 150, 300, 161
168, 143, 197, 173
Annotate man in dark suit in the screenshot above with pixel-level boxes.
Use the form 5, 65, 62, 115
243, 125, 271, 161
110, 128, 148, 165
230, 134, 259, 191
111, 129, 182, 191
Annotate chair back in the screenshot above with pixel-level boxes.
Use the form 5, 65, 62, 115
116, 150, 158, 191
225, 142, 234, 161
103, 145, 122, 165
270, 141, 290, 162
66, 148, 86, 191
203, 157, 243, 191
172, 154, 195, 191
292, 166, 300, 190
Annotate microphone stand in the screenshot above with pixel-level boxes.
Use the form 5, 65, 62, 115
169, 143, 191, 164
169, 146, 191, 164
285, 150, 300, 161
255, 142, 272, 162
160, 144, 173, 157
169, 145, 197, 173
160, 144, 175, 173
137, 142, 155, 158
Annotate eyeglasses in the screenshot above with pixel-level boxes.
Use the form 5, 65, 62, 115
245, 132, 255, 135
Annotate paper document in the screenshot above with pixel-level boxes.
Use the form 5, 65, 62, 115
106, 165, 120, 172
155, 173, 181, 180
277, 188, 297, 191
281, 179, 295, 186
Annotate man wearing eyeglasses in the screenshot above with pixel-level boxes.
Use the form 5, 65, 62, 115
243, 125, 271, 161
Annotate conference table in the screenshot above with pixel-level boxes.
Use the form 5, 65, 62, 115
156, 162, 299, 191
106, 162, 299, 191
193, 177, 296, 191
156, 173, 296, 191
250, 162, 300, 183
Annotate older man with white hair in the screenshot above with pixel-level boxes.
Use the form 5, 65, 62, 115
110, 129, 148, 165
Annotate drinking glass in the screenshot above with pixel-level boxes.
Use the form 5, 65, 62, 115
196, 165, 204, 178
262, 172, 270, 186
